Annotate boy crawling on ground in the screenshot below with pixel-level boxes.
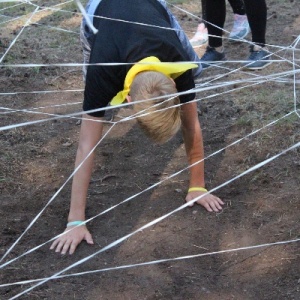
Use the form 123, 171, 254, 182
50, 0, 224, 255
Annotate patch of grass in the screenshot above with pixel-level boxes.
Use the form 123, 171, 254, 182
275, 110, 299, 125
48, 40, 60, 48
33, 66, 41, 74
0, 3, 33, 17
235, 115, 253, 127
233, 82, 296, 130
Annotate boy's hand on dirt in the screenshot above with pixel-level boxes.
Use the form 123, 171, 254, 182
185, 191, 224, 212
50, 225, 94, 255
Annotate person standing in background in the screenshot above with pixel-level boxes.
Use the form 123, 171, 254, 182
190, 0, 250, 47
242, 0, 271, 69
191, 0, 271, 70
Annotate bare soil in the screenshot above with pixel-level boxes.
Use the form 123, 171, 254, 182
0, 1, 299, 299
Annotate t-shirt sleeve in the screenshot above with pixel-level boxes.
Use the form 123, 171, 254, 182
174, 69, 196, 103
83, 64, 125, 117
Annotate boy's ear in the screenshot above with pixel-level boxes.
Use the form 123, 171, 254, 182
170, 77, 176, 86
126, 95, 132, 102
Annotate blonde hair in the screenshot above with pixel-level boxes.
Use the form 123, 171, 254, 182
130, 71, 181, 144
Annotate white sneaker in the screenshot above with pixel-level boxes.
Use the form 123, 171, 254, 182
229, 14, 250, 41
190, 23, 208, 47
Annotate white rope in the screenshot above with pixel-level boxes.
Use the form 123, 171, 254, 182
0, 5, 40, 64
1, 57, 299, 69
0, 1, 299, 298
1, 237, 299, 288
292, 36, 300, 114
74, 0, 98, 34
0, 110, 295, 270
1, 65, 298, 131
0, 88, 83, 96
0, 0, 74, 27
169, 1, 297, 53
28, 22, 79, 34
9, 141, 300, 299
0, 122, 117, 263
0, 2, 23, 12
0, 101, 81, 115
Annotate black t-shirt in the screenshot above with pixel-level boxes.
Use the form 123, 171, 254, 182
83, 0, 195, 117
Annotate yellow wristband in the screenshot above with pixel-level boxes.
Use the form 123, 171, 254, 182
188, 187, 207, 193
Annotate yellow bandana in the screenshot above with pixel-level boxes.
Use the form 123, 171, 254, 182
110, 56, 198, 105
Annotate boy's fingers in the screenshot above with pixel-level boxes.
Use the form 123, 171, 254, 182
55, 240, 65, 253
203, 202, 213, 212
61, 240, 72, 255
212, 199, 224, 211
214, 201, 223, 210
185, 196, 194, 207
187, 201, 194, 207
217, 198, 224, 205
50, 239, 59, 250
208, 201, 219, 212
216, 203, 223, 210
85, 233, 94, 244
69, 242, 78, 255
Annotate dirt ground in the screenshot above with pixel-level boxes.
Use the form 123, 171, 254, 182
0, 0, 300, 299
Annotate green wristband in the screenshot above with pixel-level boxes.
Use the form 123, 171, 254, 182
67, 221, 85, 227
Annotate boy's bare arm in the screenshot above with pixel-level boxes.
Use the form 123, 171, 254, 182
180, 102, 224, 212
50, 114, 104, 254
